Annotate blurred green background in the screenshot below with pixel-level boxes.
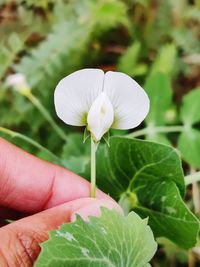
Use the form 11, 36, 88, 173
0, 0, 200, 266
0, 0, 199, 154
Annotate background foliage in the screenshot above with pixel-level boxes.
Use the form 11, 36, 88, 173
0, 0, 200, 266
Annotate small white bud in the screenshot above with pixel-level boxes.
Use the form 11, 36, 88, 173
5, 73, 29, 94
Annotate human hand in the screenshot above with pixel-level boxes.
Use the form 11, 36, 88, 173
0, 138, 121, 266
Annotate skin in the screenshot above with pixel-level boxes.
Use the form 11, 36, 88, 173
0, 138, 121, 267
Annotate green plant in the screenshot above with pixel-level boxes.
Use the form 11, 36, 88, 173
1, 0, 200, 266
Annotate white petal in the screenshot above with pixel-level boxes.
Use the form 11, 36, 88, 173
104, 71, 150, 129
54, 69, 104, 126
87, 92, 114, 142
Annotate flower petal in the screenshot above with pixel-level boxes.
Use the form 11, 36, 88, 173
54, 69, 104, 126
87, 92, 114, 142
104, 71, 150, 129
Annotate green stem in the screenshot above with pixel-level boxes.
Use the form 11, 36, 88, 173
127, 125, 185, 138
23, 91, 67, 142
90, 137, 97, 198
185, 171, 200, 186
0, 126, 62, 165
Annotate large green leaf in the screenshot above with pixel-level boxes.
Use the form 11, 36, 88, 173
35, 209, 157, 267
85, 137, 199, 249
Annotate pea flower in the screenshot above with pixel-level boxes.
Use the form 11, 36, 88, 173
54, 69, 149, 142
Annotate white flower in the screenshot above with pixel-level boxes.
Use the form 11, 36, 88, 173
54, 69, 150, 142
5, 73, 29, 93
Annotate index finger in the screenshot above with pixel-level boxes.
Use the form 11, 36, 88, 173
0, 138, 110, 213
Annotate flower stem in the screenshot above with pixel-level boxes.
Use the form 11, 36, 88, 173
185, 171, 200, 186
127, 125, 184, 138
0, 126, 62, 165
90, 137, 97, 198
23, 91, 68, 142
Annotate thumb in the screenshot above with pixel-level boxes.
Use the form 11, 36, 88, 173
0, 198, 122, 267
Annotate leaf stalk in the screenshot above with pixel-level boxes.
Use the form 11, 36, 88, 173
23, 91, 68, 142
0, 126, 62, 164
128, 125, 185, 138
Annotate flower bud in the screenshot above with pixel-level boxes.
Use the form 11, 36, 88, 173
87, 92, 114, 142
5, 73, 30, 94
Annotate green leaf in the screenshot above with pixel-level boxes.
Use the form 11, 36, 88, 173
150, 43, 177, 76
89, 0, 130, 31
178, 129, 200, 168
172, 28, 200, 54
134, 182, 197, 249
144, 73, 173, 126
178, 89, 200, 168
85, 137, 199, 249
35, 208, 157, 267
180, 88, 200, 126
117, 41, 148, 77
